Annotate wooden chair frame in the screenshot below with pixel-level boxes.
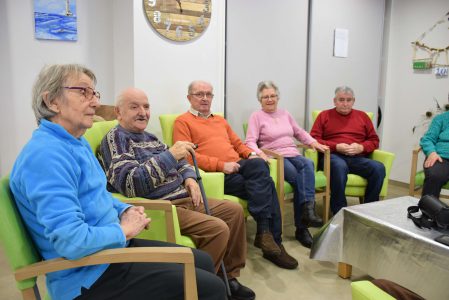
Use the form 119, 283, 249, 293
16, 247, 197, 300
264, 146, 331, 223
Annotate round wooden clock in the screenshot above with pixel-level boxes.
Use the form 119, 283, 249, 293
143, 0, 212, 42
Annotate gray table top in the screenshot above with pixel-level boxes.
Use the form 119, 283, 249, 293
310, 196, 449, 300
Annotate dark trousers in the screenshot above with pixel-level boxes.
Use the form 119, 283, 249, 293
422, 158, 449, 198
329, 154, 385, 214
224, 158, 282, 244
75, 239, 226, 300
284, 156, 316, 229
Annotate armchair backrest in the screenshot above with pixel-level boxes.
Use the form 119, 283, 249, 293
312, 110, 374, 123
159, 114, 180, 147
83, 120, 119, 155
0, 176, 41, 292
159, 113, 224, 146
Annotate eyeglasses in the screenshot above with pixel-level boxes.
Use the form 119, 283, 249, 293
63, 86, 101, 102
190, 92, 214, 99
261, 95, 278, 101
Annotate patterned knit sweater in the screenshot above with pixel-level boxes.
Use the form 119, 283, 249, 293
100, 125, 196, 200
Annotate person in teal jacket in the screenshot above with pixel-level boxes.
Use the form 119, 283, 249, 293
420, 110, 449, 198
10, 64, 225, 300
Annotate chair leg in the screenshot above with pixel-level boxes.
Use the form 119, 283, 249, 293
359, 196, 364, 204
322, 194, 329, 223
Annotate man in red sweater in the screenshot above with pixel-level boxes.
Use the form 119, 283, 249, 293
310, 86, 386, 214
174, 80, 298, 270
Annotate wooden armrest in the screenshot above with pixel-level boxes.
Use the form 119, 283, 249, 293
413, 146, 422, 155
261, 148, 282, 159
15, 247, 193, 281
15, 247, 198, 300
122, 199, 173, 211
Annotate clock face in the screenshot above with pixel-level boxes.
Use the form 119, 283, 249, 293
143, 0, 212, 42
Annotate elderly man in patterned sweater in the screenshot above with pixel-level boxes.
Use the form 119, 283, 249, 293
99, 87, 255, 300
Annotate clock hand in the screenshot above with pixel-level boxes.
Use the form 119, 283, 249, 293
176, 0, 183, 14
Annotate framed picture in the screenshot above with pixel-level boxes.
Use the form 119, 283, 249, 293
34, 0, 77, 41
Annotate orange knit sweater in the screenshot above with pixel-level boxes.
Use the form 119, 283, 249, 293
173, 112, 252, 172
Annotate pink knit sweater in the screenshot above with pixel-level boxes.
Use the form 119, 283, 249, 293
245, 109, 315, 157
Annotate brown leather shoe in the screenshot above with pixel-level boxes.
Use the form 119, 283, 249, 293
263, 244, 299, 269
254, 232, 281, 255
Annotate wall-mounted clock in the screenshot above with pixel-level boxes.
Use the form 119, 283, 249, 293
143, 0, 212, 42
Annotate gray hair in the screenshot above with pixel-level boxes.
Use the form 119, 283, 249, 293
257, 81, 280, 101
32, 64, 96, 124
187, 80, 213, 94
334, 86, 355, 98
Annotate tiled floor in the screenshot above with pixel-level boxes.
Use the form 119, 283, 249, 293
0, 183, 409, 299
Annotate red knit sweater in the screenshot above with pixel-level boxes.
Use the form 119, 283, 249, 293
173, 112, 252, 172
310, 108, 379, 155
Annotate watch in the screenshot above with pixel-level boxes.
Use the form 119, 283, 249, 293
248, 152, 257, 158
143, 0, 212, 42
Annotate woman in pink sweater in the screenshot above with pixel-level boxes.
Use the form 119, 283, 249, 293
245, 81, 328, 248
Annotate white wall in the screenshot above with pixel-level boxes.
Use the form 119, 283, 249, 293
307, 0, 385, 128
383, 0, 449, 182
0, 0, 115, 176
132, 0, 226, 138
0, 0, 226, 176
112, 0, 134, 99
226, 0, 309, 138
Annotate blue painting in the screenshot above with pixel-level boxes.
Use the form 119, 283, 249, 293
34, 0, 77, 41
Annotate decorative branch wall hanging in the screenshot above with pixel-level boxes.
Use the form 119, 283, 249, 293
411, 11, 449, 74
412, 93, 449, 134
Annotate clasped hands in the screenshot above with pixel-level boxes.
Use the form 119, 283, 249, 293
120, 206, 151, 240
336, 143, 364, 156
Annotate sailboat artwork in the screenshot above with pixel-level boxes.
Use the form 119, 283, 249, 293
34, 0, 77, 41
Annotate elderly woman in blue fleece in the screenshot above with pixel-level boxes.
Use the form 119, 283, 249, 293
9, 64, 225, 300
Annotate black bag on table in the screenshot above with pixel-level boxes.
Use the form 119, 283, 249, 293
407, 195, 449, 230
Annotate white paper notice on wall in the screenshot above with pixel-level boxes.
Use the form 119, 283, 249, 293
334, 28, 349, 58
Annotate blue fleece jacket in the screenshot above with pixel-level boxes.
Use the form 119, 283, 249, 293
10, 120, 130, 300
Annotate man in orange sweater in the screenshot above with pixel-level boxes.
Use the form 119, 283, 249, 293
174, 80, 298, 270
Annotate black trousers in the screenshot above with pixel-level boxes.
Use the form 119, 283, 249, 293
422, 158, 449, 198
75, 239, 226, 300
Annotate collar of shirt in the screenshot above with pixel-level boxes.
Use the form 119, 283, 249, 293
189, 108, 213, 119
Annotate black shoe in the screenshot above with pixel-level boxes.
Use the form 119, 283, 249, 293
228, 278, 255, 300
295, 228, 313, 248
263, 244, 299, 270
301, 201, 323, 227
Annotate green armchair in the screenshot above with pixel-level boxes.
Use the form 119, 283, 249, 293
311, 110, 395, 203
0, 176, 198, 300
83, 120, 195, 248
159, 114, 282, 220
